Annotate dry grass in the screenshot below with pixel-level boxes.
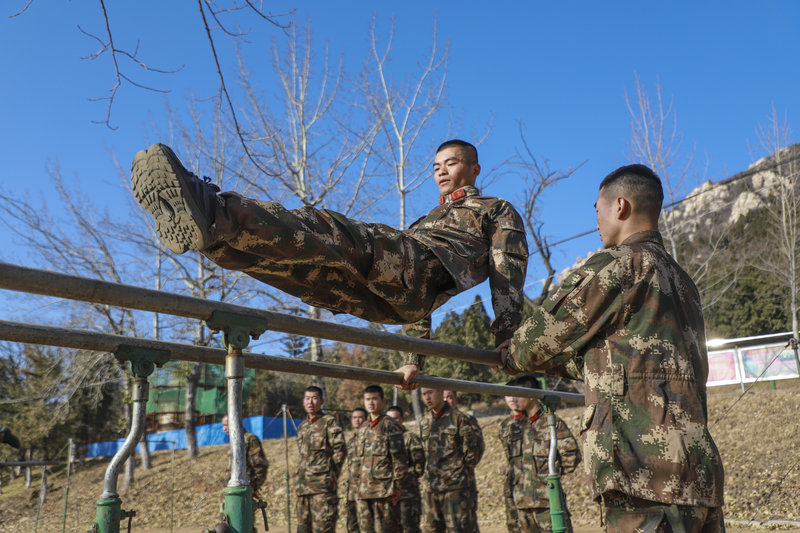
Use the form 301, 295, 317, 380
1, 382, 798, 531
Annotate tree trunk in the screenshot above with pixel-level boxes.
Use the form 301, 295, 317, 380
184, 363, 201, 458
140, 431, 150, 470
307, 305, 327, 402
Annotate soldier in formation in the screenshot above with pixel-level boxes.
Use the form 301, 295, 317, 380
346, 407, 368, 532
130, 139, 528, 388
441, 390, 484, 517
354, 385, 409, 533
295, 386, 347, 533
499, 164, 725, 532
386, 405, 426, 533
419, 387, 484, 533
498, 376, 581, 532
221, 415, 269, 500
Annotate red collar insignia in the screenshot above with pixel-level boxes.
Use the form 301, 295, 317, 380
438, 187, 468, 205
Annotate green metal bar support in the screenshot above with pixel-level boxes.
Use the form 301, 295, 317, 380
205, 311, 268, 533
546, 412, 569, 533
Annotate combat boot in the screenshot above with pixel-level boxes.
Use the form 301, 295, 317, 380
131, 143, 222, 254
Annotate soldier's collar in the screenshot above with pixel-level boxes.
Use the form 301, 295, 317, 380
370, 414, 383, 426
438, 185, 479, 205
307, 414, 321, 423
528, 406, 544, 423
512, 412, 525, 420
434, 403, 450, 419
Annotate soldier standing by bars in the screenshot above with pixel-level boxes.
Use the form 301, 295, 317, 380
419, 387, 484, 533
499, 165, 725, 532
130, 140, 528, 387
346, 407, 368, 533
386, 405, 426, 533
295, 386, 347, 533
498, 376, 580, 533
355, 385, 409, 533
442, 389, 484, 518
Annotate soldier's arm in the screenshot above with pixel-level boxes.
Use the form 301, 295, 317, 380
246, 433, 269, 488
327, 419, 347, 479
400, 315, 432, 370
555, 417, 581, 474
505, 252, 620, 378
486, 201, 529, 347
387, 421, 409, 486
459, 415, 481, 468
408, 432, 426, 478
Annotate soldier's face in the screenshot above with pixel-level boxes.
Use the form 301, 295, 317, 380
221, 416, 229, 435
386, 410, 404, 424
351, 410, 366, 429
433, 147, 480, 196
421, 388, 445, 412
303, 391, 324, 416
363, 392, 385, 418
443, 390, 457, 407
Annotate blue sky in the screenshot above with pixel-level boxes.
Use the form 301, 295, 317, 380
1, 1, 798, 335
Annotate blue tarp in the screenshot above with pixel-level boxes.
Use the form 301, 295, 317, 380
86, 415, 303, 458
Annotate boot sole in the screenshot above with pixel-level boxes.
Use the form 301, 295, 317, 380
131, 143, 213, 254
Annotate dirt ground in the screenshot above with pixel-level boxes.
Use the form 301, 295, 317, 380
2, 383, 799, 532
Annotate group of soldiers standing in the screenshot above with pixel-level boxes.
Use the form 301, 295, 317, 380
235, 381, 580, 533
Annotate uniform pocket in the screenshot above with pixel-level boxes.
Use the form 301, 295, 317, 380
580, 403, 596, 435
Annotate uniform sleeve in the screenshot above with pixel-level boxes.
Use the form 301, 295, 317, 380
401, 315, 432, 369
555, 418, 581, 475
487, 201, 529, 347
386, 420, 409, 486
327, 419, 348, 478
245, 433, 269, 489
460, 415, 483, 468
407, 432, 426, 478
506, 253, 619, 377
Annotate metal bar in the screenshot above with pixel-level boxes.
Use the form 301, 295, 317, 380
0, 320, 585, 404
101, 377, 148, 498
0, 262, 498, 365
0, 461, 62, 467
226, 353, 248, 488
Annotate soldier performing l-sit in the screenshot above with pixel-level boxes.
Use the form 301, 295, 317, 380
131, 139, 528, 386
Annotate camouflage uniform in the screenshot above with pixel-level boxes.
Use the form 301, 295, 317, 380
355, 415, 409, 533
345, 432, 363, 532
498, 409, 581, 532
242, 432, 269, 499
419, 403, 484, 533
397, 426, 426, 533
203, 186, 528, 352
505, 230, 725, 531
296, 413, 347, 533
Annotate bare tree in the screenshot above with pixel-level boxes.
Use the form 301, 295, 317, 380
233, 17, 381, 400
749, 107, 800, 373
359, 17, 451, 420
625, 74, 736, 310
511, 124, 584, 303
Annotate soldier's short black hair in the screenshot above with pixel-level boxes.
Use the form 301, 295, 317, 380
386, 405, 403, 417
304, 385, 323, 398
436, 139, 479, 165
599, 164, 663, 216
351, 407, 367, 417
506, 375, 541, 390
363, 384, 384, 399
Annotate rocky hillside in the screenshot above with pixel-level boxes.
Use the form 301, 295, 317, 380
1, 381, 798, 532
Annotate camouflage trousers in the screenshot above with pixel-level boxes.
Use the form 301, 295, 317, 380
422, 488, 479, 533
504, 494, 572, 532
296, 492, 338, 533
398, 497, 422, 533
603, 492, 725, 533
356, 497, 401, 533
204, 193, 455, 324
346, 499, 361, 532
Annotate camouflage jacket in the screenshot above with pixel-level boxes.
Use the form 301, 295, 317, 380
506, 230, 724, 507
345, 432, 362, 501
356, 414, 409, 500
419, 403, 484, 493
498, 410, 580, 509
403, 186, 528, 368
296, 413, 347, 496
398, 426, 426, 500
